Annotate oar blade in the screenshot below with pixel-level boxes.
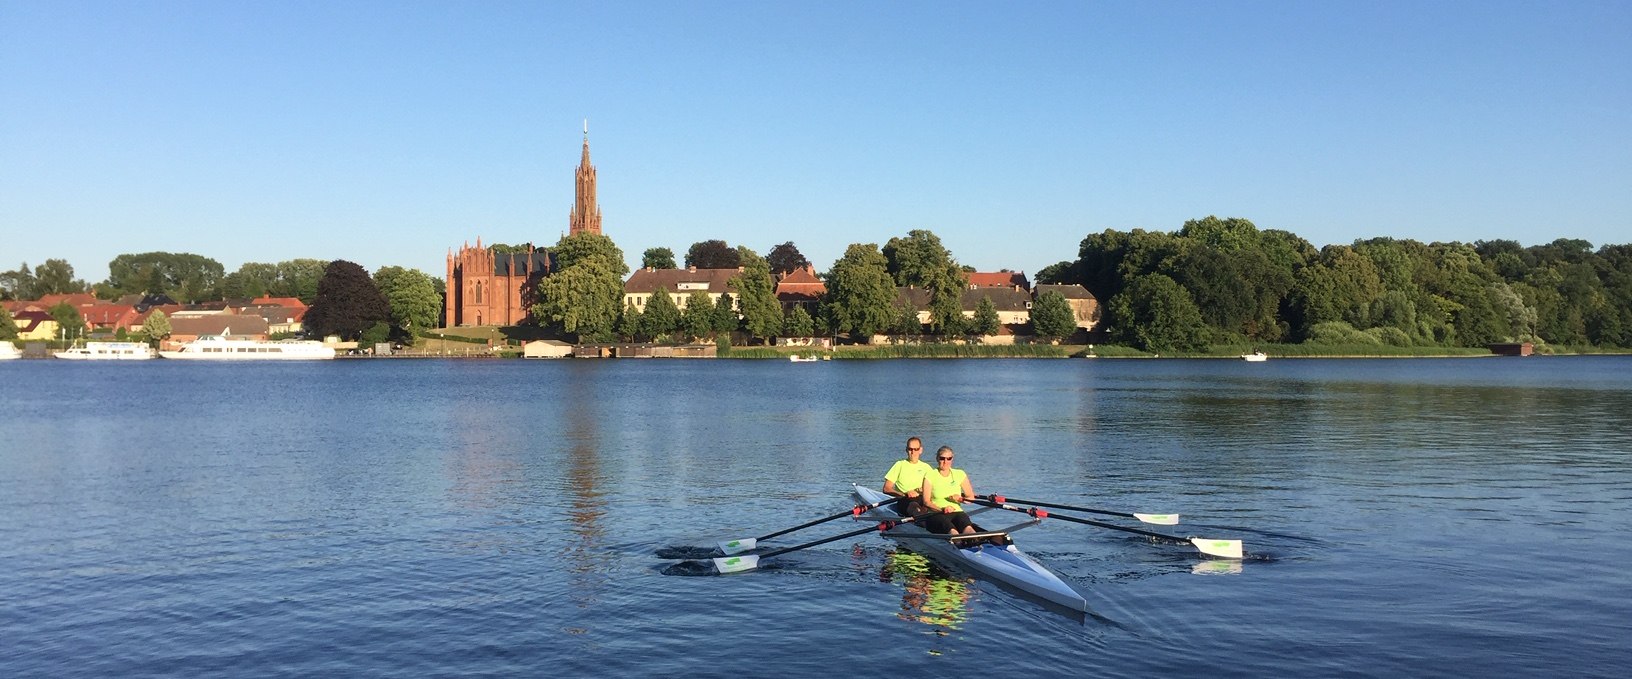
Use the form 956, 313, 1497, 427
718, 537, 757, 555
712, 554, 760, 574
1191, 538, 1244, 559
1133, 513, 1179, 525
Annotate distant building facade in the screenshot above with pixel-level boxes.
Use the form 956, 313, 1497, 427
445, 128, 606, 327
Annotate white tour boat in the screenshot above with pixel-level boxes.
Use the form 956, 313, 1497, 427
54, 341, 157, 360
1242, 351, 1268, 362
0, 342, 21, 360
159, 330, 336, 361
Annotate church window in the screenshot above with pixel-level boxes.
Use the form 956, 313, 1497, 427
475, 281, 484, 304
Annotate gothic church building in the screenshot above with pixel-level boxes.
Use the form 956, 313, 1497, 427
444, 128, 604, 327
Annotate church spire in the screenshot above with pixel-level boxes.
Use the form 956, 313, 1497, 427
569, 122, 602, 237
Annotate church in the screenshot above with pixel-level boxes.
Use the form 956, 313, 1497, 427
444, 127, 604, 327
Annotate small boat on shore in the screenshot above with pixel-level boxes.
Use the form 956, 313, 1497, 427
0, 342, 21, 360
54, 341, 156, 360
1242, 351, 1268, 362
852, 484, 1089, 612
159, 330, 336, 360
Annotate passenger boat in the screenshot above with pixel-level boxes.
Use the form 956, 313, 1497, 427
852, 484, 1090, 612
0, 342, 21, 360
53, 341, 156, 360
788, 355, 819, 362
158, 330, 336, 360
1242, 351, 1268, 362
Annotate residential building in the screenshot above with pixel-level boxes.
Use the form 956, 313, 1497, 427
1033, 284, 1101, 330
624, 267, 742, 312
774, 265, 825, 312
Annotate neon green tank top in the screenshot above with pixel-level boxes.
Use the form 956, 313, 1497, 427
925, 468, 968, 511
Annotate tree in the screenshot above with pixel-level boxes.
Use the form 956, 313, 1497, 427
681, 291, 715, 340
686, 240, 740, 269
489, 242, 534, 254
712, 293, 739, 334
358, 322, 391, 349
970, 296, 1002, 337
304, 260, 391, 340
221, 262, 280, 299
104, 252, 222, 300
616, 303, 644, 341
532, 257, 623, 341
890, 302, 923, 335
883, 229, 957, 287
784, 306, 815, 338
34, 259, 87, 296
1177, 216, 1259, 252
642, 287, 681, 339
642, 247, 677, 270
1030, 291, 1077, 342
767, 241, 810, 274
731, 247, 782, 341
143, 309, 171, 341
0, 262, 38, 300
822, 244, 897, 340
1034, 261, 1076, 285
1106, 274, 1207, 352
274, 259, 328, 302
373, 266, 442, 332
0, 307, 17, 339
48, 302, 86, 341
555, 233, 630, 276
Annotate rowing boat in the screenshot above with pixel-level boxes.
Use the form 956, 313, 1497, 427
852, 484, 1089, 612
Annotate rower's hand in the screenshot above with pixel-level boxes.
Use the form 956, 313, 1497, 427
941, 506, 954, 514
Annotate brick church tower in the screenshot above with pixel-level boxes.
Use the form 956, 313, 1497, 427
569, 120, 602, 236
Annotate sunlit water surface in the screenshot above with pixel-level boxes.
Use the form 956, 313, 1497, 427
2, 357, 1629, 677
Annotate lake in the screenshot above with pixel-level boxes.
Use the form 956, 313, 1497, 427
2, 356, 1629, 677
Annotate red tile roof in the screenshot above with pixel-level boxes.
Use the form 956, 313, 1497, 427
251, 296, 308, 309
775, 265, 825, 301
966, 272, 1030, 289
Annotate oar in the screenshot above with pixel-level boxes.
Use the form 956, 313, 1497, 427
717, 496, 902, 555
713, 520, 897, 574
972, 499, 1243, 559
980, 494, 1179, 526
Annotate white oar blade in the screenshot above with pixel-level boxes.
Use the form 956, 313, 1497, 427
1191, 538, 1244, 559
1133, 513, 1179, 525
712, 554, 760, 574
718, 538, 757, 555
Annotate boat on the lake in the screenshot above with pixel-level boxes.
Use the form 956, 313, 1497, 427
1242, 351, 1268, 362
852, 483, 1089, 612
54, 341, 156, 360
158, 329, 336, 360
0, 342, 20, 360
789, 355, 819, 362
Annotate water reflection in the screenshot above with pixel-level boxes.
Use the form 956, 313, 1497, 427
878, 550, 971, 630
563, 372, 609, 611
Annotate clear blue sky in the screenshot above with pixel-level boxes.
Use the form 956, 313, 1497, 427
3, 1, 1628, 283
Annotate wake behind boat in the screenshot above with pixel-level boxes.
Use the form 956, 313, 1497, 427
851, 484, 1090, 612
54, 341, 156, 360
159, 329, 336, 360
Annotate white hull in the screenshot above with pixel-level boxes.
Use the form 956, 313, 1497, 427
0, 345, 20, 360
160, 335, 335, 360
54, 342, 156, 360
1242, 352, 1268, 362
852, 484, 1089, 612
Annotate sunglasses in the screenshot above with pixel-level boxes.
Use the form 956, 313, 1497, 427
906, 447, 922, 452
937, 457, 953, 462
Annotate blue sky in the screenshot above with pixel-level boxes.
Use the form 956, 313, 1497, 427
3, 1, 1628, 283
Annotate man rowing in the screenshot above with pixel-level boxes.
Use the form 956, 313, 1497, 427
883, 436, 932, 515
919, 446, 1006, 546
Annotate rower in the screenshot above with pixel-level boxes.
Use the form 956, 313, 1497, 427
919, 446, 1007, 547
883, 436, 932, 515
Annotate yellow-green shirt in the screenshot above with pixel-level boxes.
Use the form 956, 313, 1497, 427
925, 468, 969, 512
885, 459, 933, 498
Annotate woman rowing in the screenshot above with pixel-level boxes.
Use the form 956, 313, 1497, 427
883, 436, 932, 515
919, 446, 1005, 546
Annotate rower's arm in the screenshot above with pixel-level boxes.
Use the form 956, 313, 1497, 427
920, 478, 947, 512
883, 478, 902, 496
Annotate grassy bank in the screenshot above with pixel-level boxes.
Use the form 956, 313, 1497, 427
721, 344, 1071, 359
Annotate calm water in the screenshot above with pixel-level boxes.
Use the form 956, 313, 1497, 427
2, 357, 1629, 677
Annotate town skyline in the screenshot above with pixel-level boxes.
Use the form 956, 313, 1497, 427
5, 2, 1629, 283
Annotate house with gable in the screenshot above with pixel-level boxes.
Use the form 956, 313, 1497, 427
624, 267, 743, 313
774, 264, 825, 313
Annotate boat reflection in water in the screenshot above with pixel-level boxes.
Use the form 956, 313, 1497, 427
879, 550, 970, 630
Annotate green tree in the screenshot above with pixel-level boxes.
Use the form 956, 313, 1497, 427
358, 322, 391, 349
681, 291, 715, 340
767, 241, 810, 274
273, 259, 328, 302
533, 258, 623, 341
1177, 216, 1259, 252
731, 247, 783, 342
711, 293, 739, 334
304, 260, 392, 340
1030, 291, 1076, 342
489, 242, 534, 254
685, 240, 740, 269
642, 247, 676, 270
34, 259, 88, 296
105, 252, 222, 300
0, 307, 17, 339
555, 233, 630, 276
970, 296, 1002, 337
883, 229, 955, 287
1034, 261, 1076, 285
616, 303, 644, 341
221, 262, 280, 299
822, 244, 897, 341
642, 287, 681, 339
890, 302, 923, 336
0, 262, 38, 300
1107, 274, 1207, 352
48, 301, 87, 340
373, 266, 442, 332
143, 309, 171, 341
783, 306, 815, 337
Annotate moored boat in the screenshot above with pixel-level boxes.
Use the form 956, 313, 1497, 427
0, 342, 21, 360
54, 341, 156, 360
789, 355, 819, 362
1242, 351, 1268, 362
852, 484, 1089, 612
158, 330, 336, 360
